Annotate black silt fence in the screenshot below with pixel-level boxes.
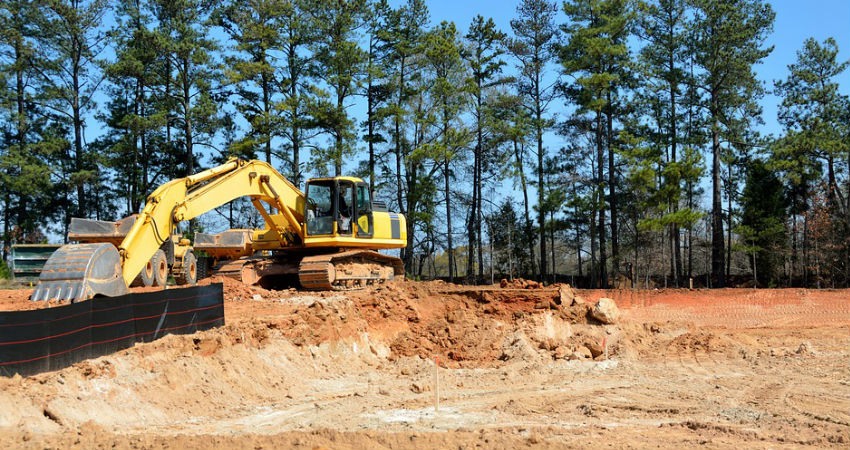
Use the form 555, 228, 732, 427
0, 283, 224, 377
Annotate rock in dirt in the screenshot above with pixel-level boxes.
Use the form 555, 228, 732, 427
499, 331, 539, 362
558, 284, 584, 306
553, 346, 569, 360
591, 298, 620, 324
795, 342, 816, 356
585, 339, 604, 358
411, 382, 431, 393
569, 346, 593, 360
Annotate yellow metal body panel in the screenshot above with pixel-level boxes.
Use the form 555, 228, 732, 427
251, 211, 406, 250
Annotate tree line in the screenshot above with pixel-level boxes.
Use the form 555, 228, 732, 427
0, 0, 848, 288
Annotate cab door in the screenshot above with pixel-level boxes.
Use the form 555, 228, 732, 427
337, 180, 355, 236
355, 182, 373, 238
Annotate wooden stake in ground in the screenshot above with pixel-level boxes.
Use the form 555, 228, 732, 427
434, 356, 440, 412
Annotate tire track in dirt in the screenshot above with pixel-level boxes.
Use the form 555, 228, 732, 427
617, 288, 850, 328
782, 378, 850, 428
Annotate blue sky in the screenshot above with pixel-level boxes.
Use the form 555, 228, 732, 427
418, 0, 850, 138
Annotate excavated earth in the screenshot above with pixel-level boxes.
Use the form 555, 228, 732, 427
0, 278, 848, 449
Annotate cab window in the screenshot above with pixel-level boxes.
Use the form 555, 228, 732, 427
306, 182, 334, 235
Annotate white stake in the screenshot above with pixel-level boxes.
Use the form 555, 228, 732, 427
434, 356, 440, 413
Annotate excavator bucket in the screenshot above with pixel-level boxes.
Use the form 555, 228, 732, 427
31, 243, 129, 302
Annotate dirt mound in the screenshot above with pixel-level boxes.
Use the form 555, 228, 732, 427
225, 281, 618, 367
498, 277, 544, 289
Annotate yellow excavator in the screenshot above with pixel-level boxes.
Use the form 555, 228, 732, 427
31, 158, 406, 302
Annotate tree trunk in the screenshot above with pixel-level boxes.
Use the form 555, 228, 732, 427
445, 156, 453, 280
444, 99, 454, 280
466, 85, 483, 281
182, 58, 193, 176
6, 32, 27, 260
165, 56, 172, 167
574, 179, 583, 279
668, 57, 682, 285
334, 88, 344, 176
2, 193, 9, 262
395, 56, 408, 267
262, 68, 272, 164
726, 163, 733, 280
288, 38, 301, 186
791, 207, 798, 285
513, 139, 534, 277
596, 110, 607, 288
550, 210, 556, 283
366, 37, 376, 190
606, 93, 619, 278
475, 90, 484, 280
687, 180, 694, 279
535, 75, 547, 283
710, 104, 725, 287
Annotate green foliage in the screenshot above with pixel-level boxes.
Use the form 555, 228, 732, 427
772, 36, 850, 286
0, 0, 61, 252
0, 259, 10, 280
463, 14, 510, 279
487, 199, 537, 277
34, 0, 111, 221
306, 0, 368, 177
214, 0, 290, 165
737, 159, 787, 286
774, 37, 849, 211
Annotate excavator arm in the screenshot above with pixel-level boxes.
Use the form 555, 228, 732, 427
120, 159, 306, 286
32, 159, 307, 301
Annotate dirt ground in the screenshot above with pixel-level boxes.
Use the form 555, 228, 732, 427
0, 278, 848, 449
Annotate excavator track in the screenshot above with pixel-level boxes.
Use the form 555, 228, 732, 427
298, 250, 404, 291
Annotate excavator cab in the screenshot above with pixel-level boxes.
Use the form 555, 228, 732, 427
305, 178, 373, 238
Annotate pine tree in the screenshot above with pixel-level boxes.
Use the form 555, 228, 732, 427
306, 0, 368, 176
272, 0, 318, 186
101, 0, 172, 215
774, 37, 849, 285
463, 15, 509, 282
0, 0, 55, 255
737, 158, 787, 287
689, 0, 774, 287
423, 20, 469, 280
150, 0, 221, 179
361, 0, 394, 191
383, 0, 430, 270
560, 0, 633, 288
509, 0, 559, 282
35, 0, 110, 223
215, 0, 289, 164
636, 0, 694, 285
491, 90, 537, 277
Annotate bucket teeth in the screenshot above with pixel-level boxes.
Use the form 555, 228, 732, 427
31, 243, 129, 302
